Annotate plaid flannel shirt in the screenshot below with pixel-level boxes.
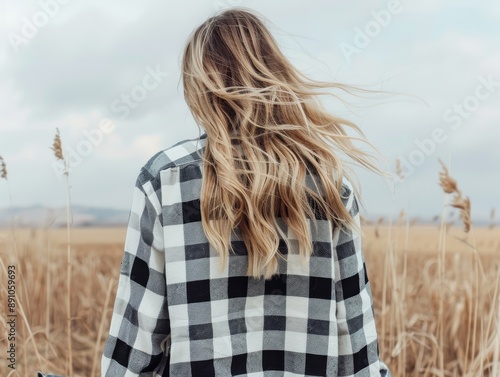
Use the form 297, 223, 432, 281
101, 133, 391, 377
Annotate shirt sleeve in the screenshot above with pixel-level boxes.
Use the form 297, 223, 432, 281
101, 171, 170, 377
334, 187, 391, 377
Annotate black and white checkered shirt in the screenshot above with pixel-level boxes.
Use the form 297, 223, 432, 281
101, 133, 391, 376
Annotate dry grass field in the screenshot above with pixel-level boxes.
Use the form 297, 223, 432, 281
0, 223, 499, 376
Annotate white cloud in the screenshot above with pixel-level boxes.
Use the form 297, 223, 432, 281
99, 133, 163, 160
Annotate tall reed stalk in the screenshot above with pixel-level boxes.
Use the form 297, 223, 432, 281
51, 129, 73, 376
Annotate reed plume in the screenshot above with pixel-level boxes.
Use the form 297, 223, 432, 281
0, 155, 7, 179
438, 161, 458, 194
396, 158, 404, 181
438, 159, 471, 233
51, 128, 64, 162
451, 195, 471, 233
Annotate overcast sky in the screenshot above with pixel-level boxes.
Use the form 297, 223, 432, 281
0, 0, 499, 223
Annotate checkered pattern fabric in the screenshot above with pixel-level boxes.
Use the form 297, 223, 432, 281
101, 133, 391, 376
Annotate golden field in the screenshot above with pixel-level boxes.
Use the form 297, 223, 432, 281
0, 224, 499, 376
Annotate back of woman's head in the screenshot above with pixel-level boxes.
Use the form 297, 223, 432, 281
182, 8, 383, 280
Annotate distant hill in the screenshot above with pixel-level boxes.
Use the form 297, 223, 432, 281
0, 205, 129, 228
0, 206, 494, 228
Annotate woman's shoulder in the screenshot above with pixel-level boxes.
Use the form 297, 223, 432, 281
136, 133, 207, 185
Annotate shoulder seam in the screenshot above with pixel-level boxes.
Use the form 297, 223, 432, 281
137, 135, 206, 186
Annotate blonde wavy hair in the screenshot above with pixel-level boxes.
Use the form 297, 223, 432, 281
182, 8, 386, 280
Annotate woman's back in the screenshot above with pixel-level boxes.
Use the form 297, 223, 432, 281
101, 134, 390, 376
